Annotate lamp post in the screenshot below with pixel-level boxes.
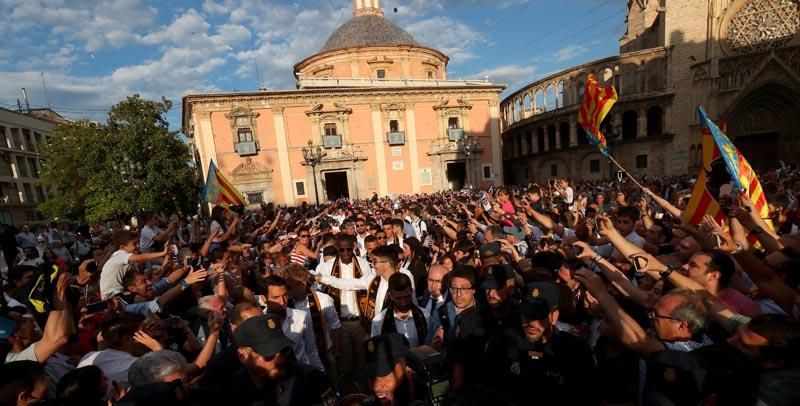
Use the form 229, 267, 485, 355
112, 154, 143, 188
457, 136, 481, 189
301, 139, 326, 206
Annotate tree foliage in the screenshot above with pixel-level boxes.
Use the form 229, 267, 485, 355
39, 95, 201, 222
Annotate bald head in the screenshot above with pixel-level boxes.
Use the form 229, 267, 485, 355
428, 264, 447, 298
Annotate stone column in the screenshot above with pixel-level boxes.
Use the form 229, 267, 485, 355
271, 106, 294, 205
638, 107, 647, 138
569, 118, 578, 146
554, 126, 562, 149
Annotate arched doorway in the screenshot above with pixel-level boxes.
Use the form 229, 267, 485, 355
725, 82, 800, 169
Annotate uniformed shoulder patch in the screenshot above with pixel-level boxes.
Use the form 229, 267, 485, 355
510, 361, 521, 375
531, 288, 540, 298
268, 318, 276, 329
663, 367, 676, 382
367, 340, 375, 353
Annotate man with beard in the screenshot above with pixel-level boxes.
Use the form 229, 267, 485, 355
261, 275, 325, 372
484, 282, 596, 405
231, 314, 335, 406
370, 273, 428, 347
480, 264, 519, 339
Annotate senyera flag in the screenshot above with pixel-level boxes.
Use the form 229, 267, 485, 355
203, 160, 245, 208
578, 73, 617, 157
682, 107, 772, 233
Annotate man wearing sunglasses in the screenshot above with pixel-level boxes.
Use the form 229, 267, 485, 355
232, 314, 335, 405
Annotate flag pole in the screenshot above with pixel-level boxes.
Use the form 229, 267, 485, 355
606, 154, 645, 189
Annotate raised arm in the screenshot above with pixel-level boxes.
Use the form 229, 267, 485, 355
34, 273, 71, 363
575, 268, 664, 358
643, 187, 682, 218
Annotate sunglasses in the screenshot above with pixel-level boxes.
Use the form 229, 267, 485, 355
338, 247, 354, 253
376, 236, 386, 240
299, 234, 310, 238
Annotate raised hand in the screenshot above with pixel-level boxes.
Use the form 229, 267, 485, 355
133, 330, 163, 351
572, 241, 598, 263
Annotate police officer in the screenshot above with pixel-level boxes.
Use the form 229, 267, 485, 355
480, 264, 520, 339
230, 314, 336, 406
339, 333, 422, 405
484, 282, 597, 405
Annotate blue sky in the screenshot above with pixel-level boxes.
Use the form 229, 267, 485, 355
0, 0, 627, 130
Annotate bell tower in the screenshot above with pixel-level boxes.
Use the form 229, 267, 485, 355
353, 0, 383, 16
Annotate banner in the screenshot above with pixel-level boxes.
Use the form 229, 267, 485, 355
203, 160, 245, 208
682, 107, 771, 232
578, 73, 617, 157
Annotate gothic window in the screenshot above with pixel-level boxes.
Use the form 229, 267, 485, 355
725, 0, 800, 54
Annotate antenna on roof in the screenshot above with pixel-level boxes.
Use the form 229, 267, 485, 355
21, 88, 31, 113
41, 72, 52, 110
251, 36, 263, 91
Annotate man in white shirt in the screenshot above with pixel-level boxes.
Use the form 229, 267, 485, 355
100, 230, 171, 300
317, 244, 415, 324
371, 273, 428, 347
261, 275, 325, 372
408, 209, 428, 242
354, 219, 370, 254
283, 264, 341, 370
419, 265, 449, 320
18, 247, 43, 268
78, 316, 148, 394
139, 213, 177, 253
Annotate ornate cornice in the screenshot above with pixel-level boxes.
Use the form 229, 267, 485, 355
305, 103, 353, 117
231, 157, 273, 183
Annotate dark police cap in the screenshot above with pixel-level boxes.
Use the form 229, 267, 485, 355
361, 333, 410, 378
114, 380, 189, 406
481, 264, 515, 289
233, 314, 293, 358
479, 241, 501, 258
519, 282, 559, 319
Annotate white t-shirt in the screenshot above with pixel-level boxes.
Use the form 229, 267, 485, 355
78, 349, 137, 392
139, 225, 161, 253
5, 342, 38, 363
100, 250, 134, 299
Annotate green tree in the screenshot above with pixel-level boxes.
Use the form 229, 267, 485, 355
39, 95, 201, 222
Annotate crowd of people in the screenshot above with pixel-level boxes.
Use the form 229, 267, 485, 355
0, 166, 799, 405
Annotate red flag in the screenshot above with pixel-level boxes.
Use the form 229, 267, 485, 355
578, 73, 617, 157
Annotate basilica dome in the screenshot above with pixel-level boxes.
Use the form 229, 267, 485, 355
321, 14, 420, 53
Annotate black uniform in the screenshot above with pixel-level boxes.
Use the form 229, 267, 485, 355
484, 327, 597, 405
229, 360, 335, 406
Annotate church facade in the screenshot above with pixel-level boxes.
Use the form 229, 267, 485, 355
501, 0, 800, 183
182, 0, 504, 206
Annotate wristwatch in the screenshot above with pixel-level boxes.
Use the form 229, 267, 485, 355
179, 279, 191, 289
748, 226, 763, 236
659, 265, 675, 279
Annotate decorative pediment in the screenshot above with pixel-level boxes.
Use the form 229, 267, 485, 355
433, 98, 472, 111
318, 144, 368, 163
366, 56, 394, 67
379, 103, 406, 112
422, 59, 439, 69
310, 64, 334, 76
231, 157, 273, 183
305, 103, 353, 117
225, 107, 260, 130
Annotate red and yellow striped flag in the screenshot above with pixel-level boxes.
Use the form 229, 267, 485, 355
682, 108, 772, 234
578, 73, 617, 157
203, 160, 245, 208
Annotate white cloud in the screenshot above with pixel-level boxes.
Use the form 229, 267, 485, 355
471, 64, 537, 92
553, 44, 588, 62
405, 16, 484, 64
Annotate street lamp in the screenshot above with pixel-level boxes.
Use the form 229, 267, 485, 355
112, 154, 143, 188
457, 136, 481, 189
301, 139, 326, 206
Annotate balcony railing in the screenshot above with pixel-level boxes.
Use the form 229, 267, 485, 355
323, 134, 342, 149
387, 131, 405, 145
235, 141, 258, 156
447, 128, 464, 141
